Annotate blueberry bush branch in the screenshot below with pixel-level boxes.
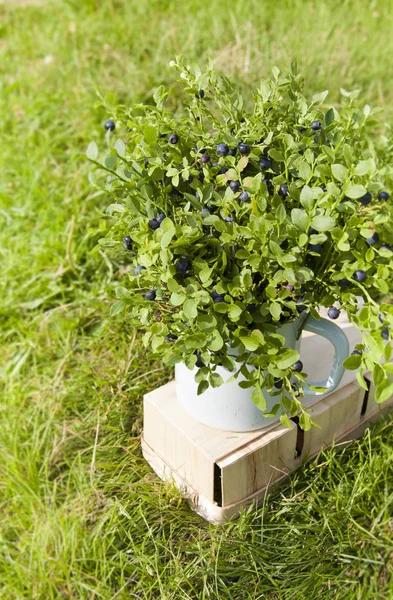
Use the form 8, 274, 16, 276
88, 58, 393, 430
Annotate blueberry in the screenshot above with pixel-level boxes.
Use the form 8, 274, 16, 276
123, 235, 132, 250
338, 278, 351, 288
195, 352, 205, 368
229, 180, 241, 193
353, 270, 367, 283
223, 215, 234, 222
211, 290, 220, 300
104, 120, 115, 131
216, 143, 229, 156
360, 192, 372, 206
379, 313, 386, 324
212, 292, 225, 303
168, 133, 178, 144
309, 244, 322, 253
198, 89, 205, 99
279, 184, 289, 197
274, 378, 283, 390
195, 191, 201, 201
311, 121, 321, 131
292, 360, 303, 372
366, 232, 379, 245
380, 243, 393, 251
263, 178, 274, 194
327, 307, 340, 320
381, 328, 389, 340
281, 240, 289, 251
165, 333, 178, 342
378, 191, 390, 201
219, 166, 229, 174
201, 208, 210, 218
238, 142, 251, 155
145, 290, 156, 301
157, 212, 166, 223
239, 191, 250, 203
351, 349, 362, 356
175, 256, 190, 275
228, 148, 237, 156
134, 265, 146, 276
308, 227, 318, 236
200, 153, 210, 163
148, 218, 160, 231
259, 157, 271, 169
285, 284, 295, 292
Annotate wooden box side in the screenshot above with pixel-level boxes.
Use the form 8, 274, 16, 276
301, 382, 365, 457
217, 423, 298, 507
143, 388, 215, 502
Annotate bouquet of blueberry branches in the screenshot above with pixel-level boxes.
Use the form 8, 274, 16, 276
88, 58, 393, 429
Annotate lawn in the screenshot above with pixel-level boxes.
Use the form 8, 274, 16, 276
1, 0, 393, 598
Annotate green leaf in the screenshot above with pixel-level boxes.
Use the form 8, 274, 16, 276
114, 139, 126, 157
196, 314, 217, 331
161, 230, 174, 248
332, 163, 349, 182
167, 278, 181, 293
210, 372, 224, 388
300, 185, 314, 211
299, 412, 312, 431
115, 286, 129, 300
269, 148, 284, 162
375, 380, 393, 404
197, 380, 209, 395
144, 125, 156, 144
276, 349, 299, 370
207, 329, 224, 351
270, 302, 281, 320
170, 292, 186, 306
110, 300, 125, 316
86, 141, 98, 160
240, 336, 259, 351
252, 386, 267, 411
183, 299, 198, 319
373, 364, 386, 388
345, 184, 367, 199
291, 208, 308, 231
280, 414, 292, 429
354, 159, 375, 176
310, 215, 336, 232
325, 107, 335, 125
228, 304, 243, 321
237, 156, 249, 172
356, 370, 369, 391
343, 354, 362, 370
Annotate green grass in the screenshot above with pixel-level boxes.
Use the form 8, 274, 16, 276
1, 0, 393, 598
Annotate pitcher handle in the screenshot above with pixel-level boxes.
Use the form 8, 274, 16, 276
302, 314, 350, 396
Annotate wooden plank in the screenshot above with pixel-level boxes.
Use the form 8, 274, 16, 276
300, 382, 365, 457
144, 381, 280, 463
217, 421, 297, 506
143, 387, 215, 501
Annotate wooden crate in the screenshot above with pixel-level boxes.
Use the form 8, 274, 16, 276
142, 322, 393, 524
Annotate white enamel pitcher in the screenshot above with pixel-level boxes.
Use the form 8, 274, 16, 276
175, 312, 350, 432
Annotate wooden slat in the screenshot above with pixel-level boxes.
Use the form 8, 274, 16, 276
300, 382, 365, 457
217, 422, 297, 506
